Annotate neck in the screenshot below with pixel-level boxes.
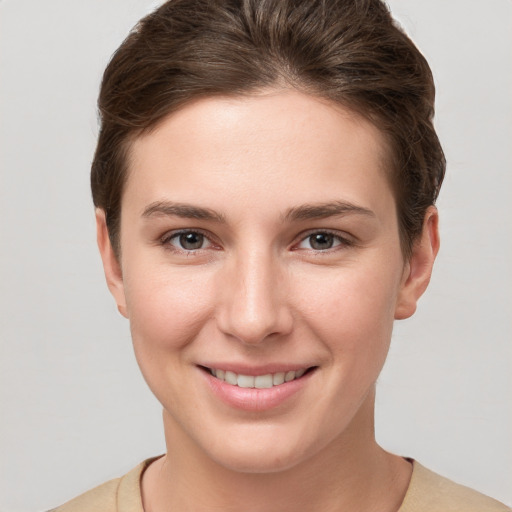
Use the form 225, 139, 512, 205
142, 390, 411, 512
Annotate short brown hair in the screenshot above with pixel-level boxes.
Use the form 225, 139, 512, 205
91, 0, 445, 257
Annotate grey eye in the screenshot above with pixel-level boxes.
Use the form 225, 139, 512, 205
296, 232, 347, 251
308, 233, 334, 250
174, 232, 206, 250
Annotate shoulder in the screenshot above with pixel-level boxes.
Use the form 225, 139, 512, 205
399, 461, 511, 512
48, 457, 159, 512
48, 477, 120, 512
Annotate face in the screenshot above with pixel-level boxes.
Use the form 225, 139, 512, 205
98, 90, 437, 473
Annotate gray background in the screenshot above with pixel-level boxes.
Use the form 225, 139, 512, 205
1, 1, 511, 510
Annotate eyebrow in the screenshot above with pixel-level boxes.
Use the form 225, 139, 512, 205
283, 201, 375, 222
142, 201, 226, 223
141, 200, 374, 223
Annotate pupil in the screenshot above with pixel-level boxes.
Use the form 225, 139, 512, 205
180, 232, 203, 250
310, 233, 333, 250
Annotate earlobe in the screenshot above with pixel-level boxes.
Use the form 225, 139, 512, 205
394, 206, 440, 320
95, 209, 128, 318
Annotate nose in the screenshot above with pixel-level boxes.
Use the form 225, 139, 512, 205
215, 249, 293, 345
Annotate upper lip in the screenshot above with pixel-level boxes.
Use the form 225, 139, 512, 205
198, 363, 316, 376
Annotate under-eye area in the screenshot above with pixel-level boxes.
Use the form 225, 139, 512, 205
199, 366, 318, 389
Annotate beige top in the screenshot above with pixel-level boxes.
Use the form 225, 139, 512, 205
51, 458, 511, 512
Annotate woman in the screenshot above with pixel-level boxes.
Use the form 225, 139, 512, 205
50, 0, 510, 510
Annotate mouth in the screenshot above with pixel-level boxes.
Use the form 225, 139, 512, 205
200, 366, 316, 389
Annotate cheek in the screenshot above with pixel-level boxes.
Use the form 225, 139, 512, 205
293, 259, 401, 358
123, 265, 216, 353
121, 266, 218, 409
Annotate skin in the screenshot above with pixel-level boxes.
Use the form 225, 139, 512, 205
97, 89, 439, 511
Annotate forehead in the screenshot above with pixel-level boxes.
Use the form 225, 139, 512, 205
124, 90, 395, 217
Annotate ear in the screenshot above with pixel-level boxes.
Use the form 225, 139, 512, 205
395, 206, 440, 320
95, 209, 128, 318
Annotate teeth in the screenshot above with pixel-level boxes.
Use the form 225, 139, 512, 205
272, 372, 285, 385
209, 368, 308, 388
237, 375, 255, 388
225, 371, 237, 385
284, 370, 296, 382
254, 374, 273, 389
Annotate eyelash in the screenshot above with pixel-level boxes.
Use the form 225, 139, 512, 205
294, 229, 354, 252
160, 229, 216, 254
160, 229, 354, 254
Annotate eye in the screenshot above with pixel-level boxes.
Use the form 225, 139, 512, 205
165, 231, 212, 251
297, 231, 349, 251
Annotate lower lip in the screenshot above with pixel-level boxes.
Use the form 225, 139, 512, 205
202, 369, 313, 412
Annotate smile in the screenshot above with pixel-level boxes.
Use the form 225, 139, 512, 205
207, 367, 310, 388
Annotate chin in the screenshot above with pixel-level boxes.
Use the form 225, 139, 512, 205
210, 446, 304, 474
201, 424, 321, 474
